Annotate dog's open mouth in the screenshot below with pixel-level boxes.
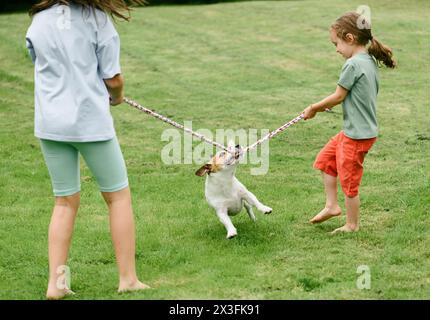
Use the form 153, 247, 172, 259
225, 145, 242, 165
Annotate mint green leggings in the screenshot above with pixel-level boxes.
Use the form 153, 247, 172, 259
39, 137, 129, 196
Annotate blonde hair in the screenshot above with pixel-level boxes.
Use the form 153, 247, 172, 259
331, 12, 396, 68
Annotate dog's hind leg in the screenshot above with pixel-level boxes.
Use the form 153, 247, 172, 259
241, 190, 272, 214
244, 201, 256, 222
216, 208, 237, 239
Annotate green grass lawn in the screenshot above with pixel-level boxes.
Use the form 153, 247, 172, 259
0, 0, 429, 299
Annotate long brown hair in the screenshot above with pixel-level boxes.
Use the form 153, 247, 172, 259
29, 0, 145, 21
331, 12, 396, 68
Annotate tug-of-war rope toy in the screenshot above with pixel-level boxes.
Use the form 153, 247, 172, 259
123, 97, 316, 158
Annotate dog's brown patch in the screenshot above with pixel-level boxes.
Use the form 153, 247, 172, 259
195, 164, 212, 176
195, 151, 229, 177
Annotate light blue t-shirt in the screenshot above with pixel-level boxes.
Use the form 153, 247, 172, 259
26, 3, 121, 142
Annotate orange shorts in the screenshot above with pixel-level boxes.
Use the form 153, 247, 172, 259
314, 131, 376, 197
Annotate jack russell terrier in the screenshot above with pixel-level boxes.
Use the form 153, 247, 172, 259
195, 141, 272, 239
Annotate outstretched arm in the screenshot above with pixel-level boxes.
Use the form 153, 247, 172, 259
303, 85, 348, 120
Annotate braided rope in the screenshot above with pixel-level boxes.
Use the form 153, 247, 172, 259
123, 97, 307, 156
123, 97, 231, 153
241, 114, 304, 154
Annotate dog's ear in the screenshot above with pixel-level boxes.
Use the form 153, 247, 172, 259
195, 164, 212, 177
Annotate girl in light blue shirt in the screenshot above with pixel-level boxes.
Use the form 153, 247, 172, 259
26, 0, 148, 299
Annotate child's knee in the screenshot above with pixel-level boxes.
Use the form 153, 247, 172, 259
55, 192, 80, 210
101, 186, 130, 206
345, 192, 360, 199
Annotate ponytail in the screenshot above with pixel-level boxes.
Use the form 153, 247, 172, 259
368, 37, 396, 68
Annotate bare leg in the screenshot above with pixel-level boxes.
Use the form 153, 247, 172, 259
244, 201, 256, 222
215, 208, 237, 239
46, 192, 80, 300
310, 172, 342, 223
102, 187, 150, 292
331, 195, 360, 234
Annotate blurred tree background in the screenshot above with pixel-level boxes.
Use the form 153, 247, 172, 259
0, 0, 257, 13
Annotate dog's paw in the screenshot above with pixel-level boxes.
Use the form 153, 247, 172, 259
259, 205, 272, 214
226, 230, 237, 239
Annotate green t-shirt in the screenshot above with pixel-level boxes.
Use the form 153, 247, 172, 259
338, 52, 379, 139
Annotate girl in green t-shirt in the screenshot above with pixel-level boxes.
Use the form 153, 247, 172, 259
302, 11, 396, 234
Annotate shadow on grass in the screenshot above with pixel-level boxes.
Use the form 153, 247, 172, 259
196, 215, 285, 246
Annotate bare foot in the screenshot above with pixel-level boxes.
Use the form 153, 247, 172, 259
46, 287, 75, 300
310, 206, 341, 224
118, 280, 151, 293
330, 224, 359, 234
